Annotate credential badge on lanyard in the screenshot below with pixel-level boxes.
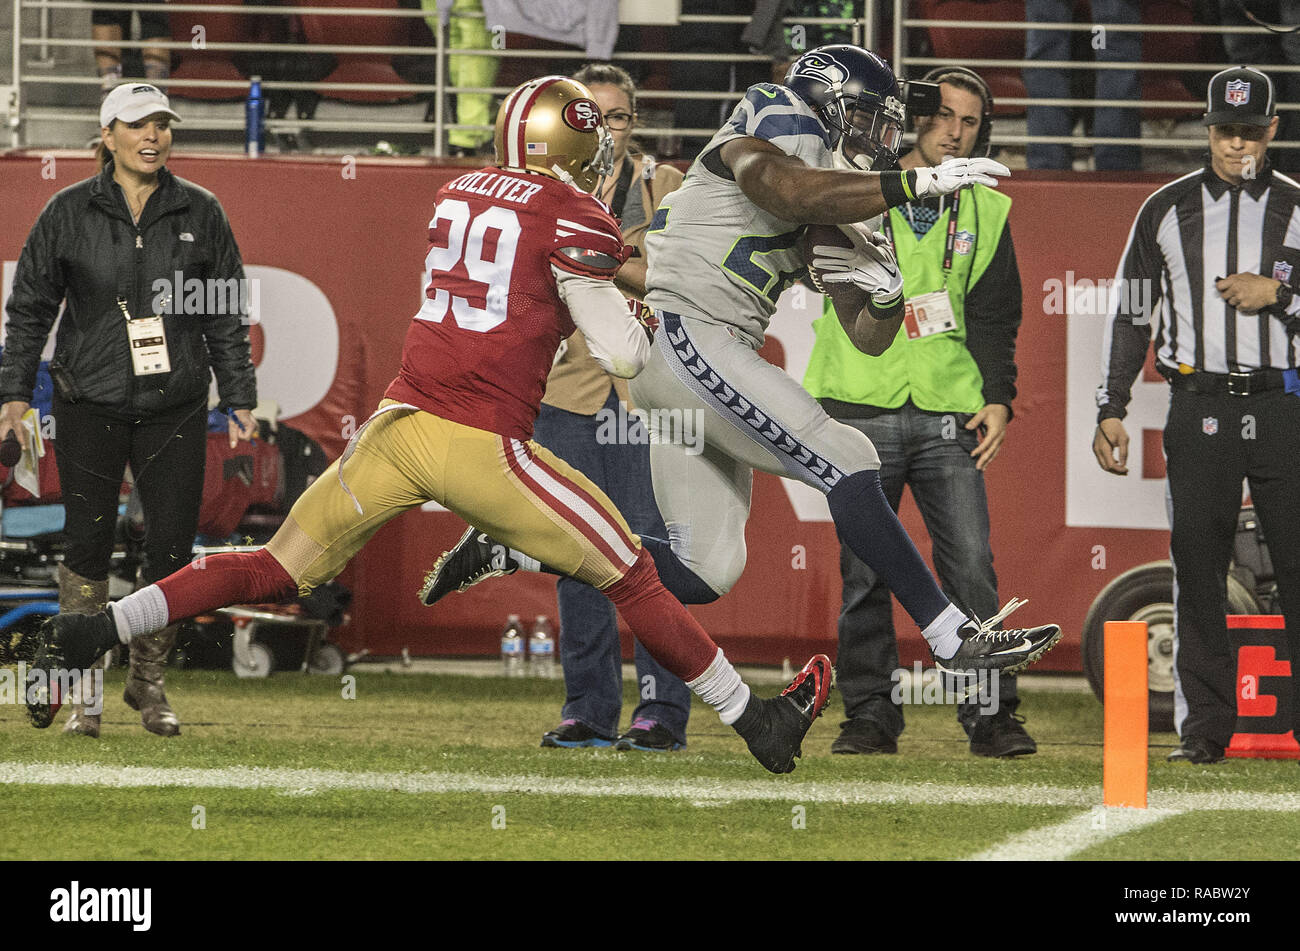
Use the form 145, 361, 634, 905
117, 295, 172, 375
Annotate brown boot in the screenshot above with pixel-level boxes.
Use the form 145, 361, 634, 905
57, 565, 109, 738
123, 624, 181, 736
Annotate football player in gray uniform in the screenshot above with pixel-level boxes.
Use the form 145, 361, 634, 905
425, 47, 1061, 676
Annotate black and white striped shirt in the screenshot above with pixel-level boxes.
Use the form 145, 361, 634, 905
1096, 163, 1300, 420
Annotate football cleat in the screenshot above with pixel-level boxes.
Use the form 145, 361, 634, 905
935, 598, 1062, 676
419, 527, 519, 607
733, 654, 834, 774
25, 611, 116, 729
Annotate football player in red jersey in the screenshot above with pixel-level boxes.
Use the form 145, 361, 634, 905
25, 76, 832, 774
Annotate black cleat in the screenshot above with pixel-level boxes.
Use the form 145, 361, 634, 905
419, 527, 518, 607
935, 598, 1062, 675
733, 654, 834, 774
25, 611, 117, 729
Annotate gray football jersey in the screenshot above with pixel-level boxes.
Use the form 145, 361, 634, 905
644, 83, 836, 345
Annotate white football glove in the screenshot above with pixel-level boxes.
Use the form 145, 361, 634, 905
914, 156, 1011, 199
813, 234, 903, 304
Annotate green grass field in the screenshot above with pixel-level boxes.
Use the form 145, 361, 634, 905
1, 667, 1296, 861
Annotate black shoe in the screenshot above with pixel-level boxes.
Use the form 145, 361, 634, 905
966, 709, 1037, 758
733, 654, 833, 774
936, 598, 1062, 675
25, 611, 118, 729
419, 527, 518, 607
615, 718, 685, 752
830, 718, 898, 754
541, 719, 614, 748
1167, 736, 1225, 764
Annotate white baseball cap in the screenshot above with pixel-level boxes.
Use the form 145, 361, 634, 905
100, 83, 182, 129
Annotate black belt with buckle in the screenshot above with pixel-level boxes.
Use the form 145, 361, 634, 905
1167, 368, 1287, 397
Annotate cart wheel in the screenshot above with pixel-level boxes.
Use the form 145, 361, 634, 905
233, 641, 274, 679
309, 644, 346, 676
1081, 561, 1259, 733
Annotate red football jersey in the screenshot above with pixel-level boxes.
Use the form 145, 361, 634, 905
386, 167, 625, 440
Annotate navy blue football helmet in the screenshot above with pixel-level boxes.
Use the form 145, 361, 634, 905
784, 45, 904, 171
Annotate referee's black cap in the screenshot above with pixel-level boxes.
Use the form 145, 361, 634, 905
1203, 66, 1276, 128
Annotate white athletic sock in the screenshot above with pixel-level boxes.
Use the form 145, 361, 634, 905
686, 648, 751, 725
508, 549, 540, 572
923, 602, 969, 660
110, 584, 170, 644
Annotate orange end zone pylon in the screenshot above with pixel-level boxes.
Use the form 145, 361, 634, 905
1103, 620, 1148, 808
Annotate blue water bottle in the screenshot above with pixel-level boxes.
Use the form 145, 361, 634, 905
245, 75, 265, 158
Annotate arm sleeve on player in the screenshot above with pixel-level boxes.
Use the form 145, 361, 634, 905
549, 204, 630, 278
552, 265, 651, 378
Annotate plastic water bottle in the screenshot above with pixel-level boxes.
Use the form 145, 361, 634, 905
528, 615, 556, 679
500, 614, 525, 678
245, 75, 266, 158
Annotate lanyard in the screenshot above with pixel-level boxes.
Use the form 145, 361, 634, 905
882, 187, 964, 285
116, 294, 170, 321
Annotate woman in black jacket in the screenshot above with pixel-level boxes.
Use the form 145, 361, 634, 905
0, 83, 258, 738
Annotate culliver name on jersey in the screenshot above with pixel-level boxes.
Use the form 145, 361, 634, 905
446, 170, 545, 205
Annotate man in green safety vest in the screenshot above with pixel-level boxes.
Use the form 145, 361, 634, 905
804, 66, 1033, 758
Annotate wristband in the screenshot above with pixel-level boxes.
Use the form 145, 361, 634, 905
866, 291, 904, 321
879, 171, 918, 208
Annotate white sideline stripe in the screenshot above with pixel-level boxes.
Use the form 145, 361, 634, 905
971, 807, 1182, 861
3, 762, 1300, 815
0, 762, 1090, 805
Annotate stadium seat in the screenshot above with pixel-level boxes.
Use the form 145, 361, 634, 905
167, 0, 254, 101
916, 0, 1028, 116
1140, 0, 1209, 119
297, 0, 416, 103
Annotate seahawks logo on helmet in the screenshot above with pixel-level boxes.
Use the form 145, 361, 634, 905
791, 52, 850, 91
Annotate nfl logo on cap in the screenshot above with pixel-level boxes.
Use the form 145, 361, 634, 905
1225, 78, 1251, 106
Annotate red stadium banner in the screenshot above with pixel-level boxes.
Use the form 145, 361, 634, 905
0, 155, 1180, 668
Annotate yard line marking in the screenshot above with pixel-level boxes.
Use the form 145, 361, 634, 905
2, 762, 1300, 815
0, 762, 1092, 805
970, 806, 1181, 861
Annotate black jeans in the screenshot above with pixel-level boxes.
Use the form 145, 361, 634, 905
53, 397, 208, 586
1164, 384, 1300, 746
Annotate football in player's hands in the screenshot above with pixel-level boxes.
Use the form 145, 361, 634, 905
799, 224, 873, 317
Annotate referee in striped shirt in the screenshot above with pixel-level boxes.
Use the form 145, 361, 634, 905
1093, 66, 1300, 764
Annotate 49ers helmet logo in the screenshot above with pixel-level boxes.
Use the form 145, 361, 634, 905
562, 98, 602, 131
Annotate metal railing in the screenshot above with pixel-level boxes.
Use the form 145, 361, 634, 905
893, 0, 1300, 154
4, 0, 1290, 155
6, 1, 871, 152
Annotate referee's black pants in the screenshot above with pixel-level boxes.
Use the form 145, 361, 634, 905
1164, 385, 1300, 747
53, 396, 209, 586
